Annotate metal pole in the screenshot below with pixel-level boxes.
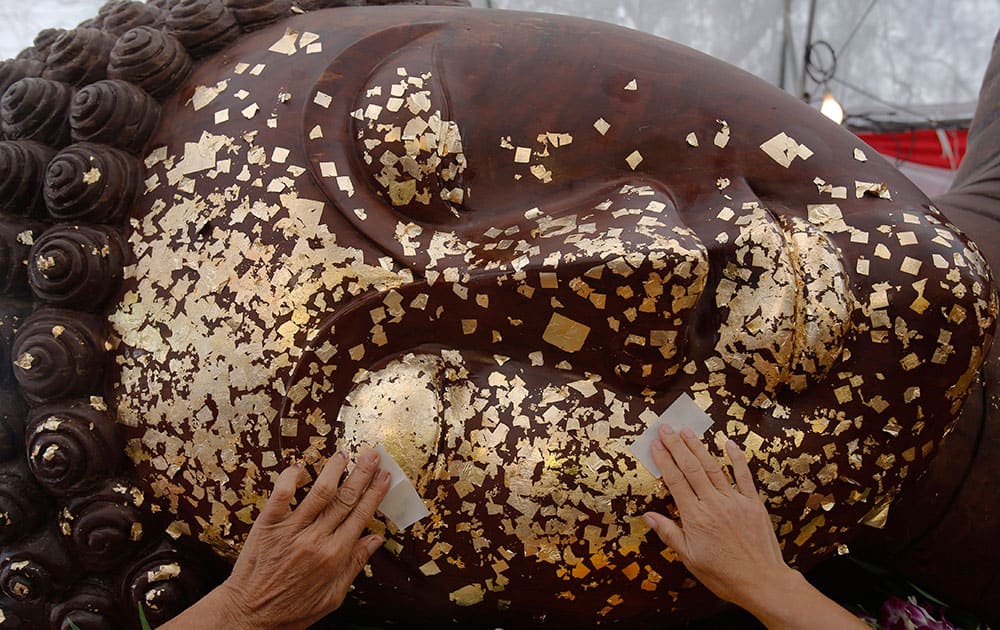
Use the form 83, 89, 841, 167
778, 0, 793, 91
798, 0, 817, 101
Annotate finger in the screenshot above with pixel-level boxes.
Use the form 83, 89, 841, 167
681, 430, 732, 495
316, 448, 381, 529
258, 463, 305, 524
345, 535, 384, 585
726, 439, 758, 498
328, 467, 391, 542
643, 512, 686, 557
295, 451, 349, 523
660, 425, 716, 500
327, 534, 383, 611
650, 429, 697, 511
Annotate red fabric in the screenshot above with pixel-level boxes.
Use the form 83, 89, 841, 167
856, 128, 968, 170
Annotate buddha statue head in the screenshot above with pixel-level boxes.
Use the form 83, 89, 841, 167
0, 1, 994, 628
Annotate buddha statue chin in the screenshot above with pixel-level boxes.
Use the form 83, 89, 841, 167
0, 2, 995, 628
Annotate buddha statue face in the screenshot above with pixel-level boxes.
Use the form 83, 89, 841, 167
4, 3, 992, 628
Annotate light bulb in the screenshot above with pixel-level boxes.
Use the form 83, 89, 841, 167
820, 90, 845, 125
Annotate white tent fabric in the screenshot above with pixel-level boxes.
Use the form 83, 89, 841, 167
474, 0, 999, 126
1, 0, 996, 125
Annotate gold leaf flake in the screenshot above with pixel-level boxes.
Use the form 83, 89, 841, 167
853, 148, 867, 162
268, 28, 300, 55
144, 145, 167, 168
271, 147, 290, 164
855, 181, 891, 200
624, 78, 638, 91
191, 80, 228, 111
713, 119, 730, 148
900, 353, 921, 371
241, 103, 260, 119
513, 147, 531, 163
82, 168, 101, 184
13, 352, 33, 370
899, 256, 922, 275
625, 150, 643, 170
306, 43, 322, 54
337, 175, 355, 196
807, 204, 848, 232
542, 313, 591, 352
685, 132, 699, 147
594, 118, 610, 135
250, 63, 265, 76
760, 132, 812, 167
419, 560, 441, 576
449, 584, 485, 607
15, 230, 34, 245
529, 164, 552, 182
861, 502, 889, 529
794, 515, 825, 545
313, 91, 333, 108
214, 109, 229, 124
146, 562, 181, 582
388, 179, 416, 206
299, 31, 320, 47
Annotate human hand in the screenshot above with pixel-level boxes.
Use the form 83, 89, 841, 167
214, 448, 391, 630
643, 426, 792, 609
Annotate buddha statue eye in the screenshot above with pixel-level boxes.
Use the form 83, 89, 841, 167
304, 21, 470, 262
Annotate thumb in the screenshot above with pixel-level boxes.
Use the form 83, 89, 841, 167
644, 512, 685, 553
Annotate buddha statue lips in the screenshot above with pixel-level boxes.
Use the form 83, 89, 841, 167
107, 6, 996, 628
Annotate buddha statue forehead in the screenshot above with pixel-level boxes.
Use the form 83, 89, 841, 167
107, 5, 995, 626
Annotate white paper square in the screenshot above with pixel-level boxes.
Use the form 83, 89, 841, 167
630, 393, 714, 478
374, 444, 429, 530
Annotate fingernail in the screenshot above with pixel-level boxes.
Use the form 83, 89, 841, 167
334, 451, 347, 462
363, 449, 378, 464
366, 535, 384, 553
379, 469, 391, 484
680, 427, 695, 439
726, 439, 738, 450
643, 513, 656, 527
659, 424, 674, 435
294, 461, 305, 469
651, 438, 664, 450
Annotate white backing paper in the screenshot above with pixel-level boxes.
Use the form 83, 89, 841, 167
375, 444, 430, 530
630, 393, 714, 478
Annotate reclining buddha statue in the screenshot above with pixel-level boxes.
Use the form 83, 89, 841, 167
0, 0, 995, 628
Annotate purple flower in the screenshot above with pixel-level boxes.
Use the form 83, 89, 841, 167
878, 596, 960, 630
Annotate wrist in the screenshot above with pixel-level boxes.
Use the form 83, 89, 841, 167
210, 581, 262, 630
732, 564, 806, 619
